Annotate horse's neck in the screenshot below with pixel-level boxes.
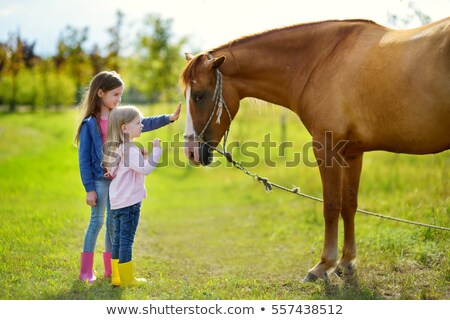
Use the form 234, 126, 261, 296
213, 21, 370, 109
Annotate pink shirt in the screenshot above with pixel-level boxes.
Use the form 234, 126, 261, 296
99, 118, 108, 144
108, 143, 162, 210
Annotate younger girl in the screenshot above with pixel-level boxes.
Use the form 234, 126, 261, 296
104, 106, 162, 286
74, 71, 180, 283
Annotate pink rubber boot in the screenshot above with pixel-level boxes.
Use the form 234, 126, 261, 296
103, 252, 112, 278
79, 252, 97, 283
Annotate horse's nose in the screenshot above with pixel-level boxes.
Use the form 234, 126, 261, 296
184, 140, 200, 165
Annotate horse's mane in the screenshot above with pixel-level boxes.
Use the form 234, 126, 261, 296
181, 54, 205, 89
180, 19, 377, 89
211, 19, 377, 51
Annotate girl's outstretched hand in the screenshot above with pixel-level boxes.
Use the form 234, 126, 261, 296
169, 102, 182, 122
153, 138, 161, 149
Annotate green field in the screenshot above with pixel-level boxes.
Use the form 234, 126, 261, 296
0, 101, 448, 299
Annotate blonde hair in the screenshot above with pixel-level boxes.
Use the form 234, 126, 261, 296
102, 106, 143, 169
74, 71, 123, 145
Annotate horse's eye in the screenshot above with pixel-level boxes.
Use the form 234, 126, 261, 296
194, 93, 204, 102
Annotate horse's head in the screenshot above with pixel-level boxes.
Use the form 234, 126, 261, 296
181, 52, 238, 166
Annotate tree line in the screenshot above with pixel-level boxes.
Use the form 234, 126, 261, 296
0, 11, 188, 112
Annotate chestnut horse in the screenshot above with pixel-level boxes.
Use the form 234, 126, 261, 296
181, 18, 450, 281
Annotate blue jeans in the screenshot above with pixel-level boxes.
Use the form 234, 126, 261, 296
111, 202, 141, 263
82, 179, 114, 252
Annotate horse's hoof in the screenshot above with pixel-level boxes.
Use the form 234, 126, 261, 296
303, 272, 328, 283
303, 272, 318, 282
334, 264, 355, 278
333, 266, 343, 278
345, 264, 355, 276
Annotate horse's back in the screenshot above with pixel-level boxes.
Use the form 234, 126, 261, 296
313, 18, 450, 154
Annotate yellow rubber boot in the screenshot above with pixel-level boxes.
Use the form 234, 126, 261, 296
117, 261, 146, 287
111, 259, 120, 286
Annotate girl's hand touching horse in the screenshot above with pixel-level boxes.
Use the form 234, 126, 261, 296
169, 102, 182, 122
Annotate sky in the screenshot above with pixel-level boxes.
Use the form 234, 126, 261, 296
1, 0, 450, 56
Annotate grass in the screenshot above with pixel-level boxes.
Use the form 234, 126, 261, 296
0, 101, 448, 300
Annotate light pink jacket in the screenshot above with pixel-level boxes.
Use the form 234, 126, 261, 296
109, 143, 162, 210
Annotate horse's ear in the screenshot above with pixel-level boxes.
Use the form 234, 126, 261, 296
212, 56, 226, 69
185, 53, 195, 62
211, 56, 226, 70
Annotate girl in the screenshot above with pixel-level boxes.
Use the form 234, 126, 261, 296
74, 71, 180, 283
104, 106, 162, 286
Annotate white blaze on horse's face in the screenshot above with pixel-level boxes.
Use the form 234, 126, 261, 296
184, 85, 194, 138
184, 85, 200, 164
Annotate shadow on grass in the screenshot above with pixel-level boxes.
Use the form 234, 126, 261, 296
319, 274, 383, 300
273, 272, 383, 300
46, 278, 125, 300
281, 272, 383, 300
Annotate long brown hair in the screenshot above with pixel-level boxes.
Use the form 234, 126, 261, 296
74, 71, 123, 145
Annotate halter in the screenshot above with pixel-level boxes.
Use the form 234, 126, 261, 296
185, 53, 233, 155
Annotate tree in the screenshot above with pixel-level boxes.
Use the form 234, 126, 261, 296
0, 42, 9, 105
57, 26, 91, 104
387, 0, 431, 28
21, 40, 39, 111
90, 44, 105, 76
131, 14, 186, 103
39, 57, 51, 109
105, 10, 125, 72
6, 32, 25, 112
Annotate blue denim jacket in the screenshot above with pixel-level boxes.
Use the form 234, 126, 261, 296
78, 114, 171, 192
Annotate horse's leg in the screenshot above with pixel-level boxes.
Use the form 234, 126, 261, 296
334, 153, 363, 277
303, 136, 343, 282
